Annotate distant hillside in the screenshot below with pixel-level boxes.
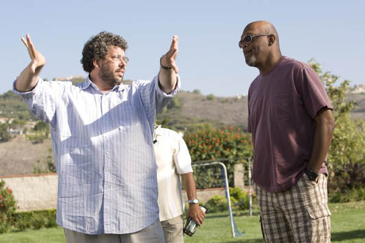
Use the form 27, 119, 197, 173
0, 135, 52, 177
347, 93, 365, 120
156, 91, 248, 131
1, 87, 365, 129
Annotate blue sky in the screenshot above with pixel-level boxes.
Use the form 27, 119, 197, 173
1, 0, 364, 97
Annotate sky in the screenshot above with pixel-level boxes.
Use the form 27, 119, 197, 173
1, 0, 364, 97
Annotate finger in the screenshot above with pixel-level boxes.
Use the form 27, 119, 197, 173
21, 37, 28, 48
169, 35, 178, 52
26, 34, 37, 58
197, 218, 202, 226
26, 34, 35, 50
171, 63, 179, 74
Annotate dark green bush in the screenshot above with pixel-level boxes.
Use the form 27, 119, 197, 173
230, 187, 250, 210
13, 210, 57, 231
329, 187, 365, 203
328, 161, 365, 202
205, 195, 227, 213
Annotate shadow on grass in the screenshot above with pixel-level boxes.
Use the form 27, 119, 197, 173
332, 230, 365, 241
217, 239, 263, 243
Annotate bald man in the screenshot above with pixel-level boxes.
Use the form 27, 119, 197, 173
239, 21, 334, 242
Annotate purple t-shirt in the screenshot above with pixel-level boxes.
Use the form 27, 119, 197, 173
248, 56, 332, 193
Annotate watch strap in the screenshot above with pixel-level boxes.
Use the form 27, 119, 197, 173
187, 199, 199, 204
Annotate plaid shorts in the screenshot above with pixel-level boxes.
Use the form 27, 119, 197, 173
254, 173, 331, 243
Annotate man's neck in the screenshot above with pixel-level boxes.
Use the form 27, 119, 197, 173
89, 73, 113, 93
259, 53, 282, 75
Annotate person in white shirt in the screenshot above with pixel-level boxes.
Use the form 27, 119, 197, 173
153, 125, 205, 242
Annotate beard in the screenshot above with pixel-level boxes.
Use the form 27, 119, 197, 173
98, 63, 123, 87
245, 54, 257, 67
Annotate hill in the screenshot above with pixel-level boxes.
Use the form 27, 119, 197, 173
347, 93, 365, 120
156, 90, 248, 131
0, 135, 52, 177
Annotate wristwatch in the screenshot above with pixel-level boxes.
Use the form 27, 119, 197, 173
187, 199, 199, 204
304, 168, 319, 181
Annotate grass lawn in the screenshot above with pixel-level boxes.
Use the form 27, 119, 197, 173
0, 202, 364, 243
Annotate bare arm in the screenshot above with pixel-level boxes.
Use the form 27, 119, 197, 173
15, 34, 46, 92
182, 172, 205, 226
307, 108, 335, 172
158, 35, 178, 94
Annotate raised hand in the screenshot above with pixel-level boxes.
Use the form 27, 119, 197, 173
15, 34, 46, 92
161, 35, 179, 73
21, 34, 46, 74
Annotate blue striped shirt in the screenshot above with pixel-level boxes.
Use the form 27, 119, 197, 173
13, 75, 180, 234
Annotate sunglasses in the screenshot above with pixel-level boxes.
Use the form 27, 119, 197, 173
239, 34, 271, 48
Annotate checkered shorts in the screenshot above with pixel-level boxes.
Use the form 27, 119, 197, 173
253, 174, 331, 243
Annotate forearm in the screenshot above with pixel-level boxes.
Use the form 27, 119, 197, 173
158, 57, 177, 94
307, 109, 335, 172
182, 172, 197, 200
15, 63, 41, 92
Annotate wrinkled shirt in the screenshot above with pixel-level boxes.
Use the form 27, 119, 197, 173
248, 57, 332, 193
153, 126, 193, 221
13, 75, 180, 234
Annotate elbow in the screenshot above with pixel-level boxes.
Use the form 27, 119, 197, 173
315, 108, 335, 135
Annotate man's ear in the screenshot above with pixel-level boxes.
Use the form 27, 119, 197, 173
268, 34, 276, 46
93, 59, 99, 69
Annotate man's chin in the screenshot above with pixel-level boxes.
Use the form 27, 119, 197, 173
245, 58, 256, 67
113, 77, 124, 85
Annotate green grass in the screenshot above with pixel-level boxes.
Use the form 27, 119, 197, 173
0, 202, 364, 243
0, 227, 65, 243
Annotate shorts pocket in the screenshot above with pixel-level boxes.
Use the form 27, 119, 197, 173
306, 203, 331, 219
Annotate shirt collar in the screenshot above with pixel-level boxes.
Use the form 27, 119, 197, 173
78, 76, 126, 92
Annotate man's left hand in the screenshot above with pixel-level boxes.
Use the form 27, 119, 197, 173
187, 204, 205, 226
161, 35, 179, 73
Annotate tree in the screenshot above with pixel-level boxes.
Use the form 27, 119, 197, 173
308, 59, 365, 199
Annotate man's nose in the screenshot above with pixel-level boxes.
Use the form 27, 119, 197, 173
119, 59, 126, 67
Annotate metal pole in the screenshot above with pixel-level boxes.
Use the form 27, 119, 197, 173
248, 158, 252, 217
192, 161, 236, 238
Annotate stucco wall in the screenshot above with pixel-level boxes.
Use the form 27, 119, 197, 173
1, 173, 58, 212
1, 164, 247, 212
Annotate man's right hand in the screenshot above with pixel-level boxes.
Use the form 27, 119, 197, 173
21, 34, 46, 74
15, 34, 46, 92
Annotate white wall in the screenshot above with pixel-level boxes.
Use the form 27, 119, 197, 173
1, 173, 57, 212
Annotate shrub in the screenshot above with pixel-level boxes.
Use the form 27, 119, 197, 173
207, 94, 215, 100
329, 187, 365, 203
0, 180, 17, 233
205, 195, 227, 213
13, 210, 57, 231
328, 160, 365, 202
184, 126, 253, 189
230, 187, 250, 210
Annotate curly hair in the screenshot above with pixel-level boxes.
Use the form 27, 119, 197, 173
81, 31, 128, 73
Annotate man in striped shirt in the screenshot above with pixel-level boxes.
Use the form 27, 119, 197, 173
14, 32, 180, 243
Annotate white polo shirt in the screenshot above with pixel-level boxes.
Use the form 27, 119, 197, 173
153, 126, 193, 221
